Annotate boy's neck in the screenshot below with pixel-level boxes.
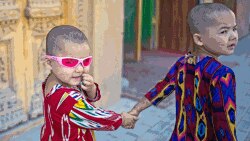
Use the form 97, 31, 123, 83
194, 46, 219, 60
49, 72, 72, 88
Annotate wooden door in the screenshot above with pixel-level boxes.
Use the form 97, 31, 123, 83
158, 0, 196, 54
213, 0, 236, 13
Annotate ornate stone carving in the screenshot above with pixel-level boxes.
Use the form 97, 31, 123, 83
0, 39, 27, 132
0, 89, 28, 132
29, 38, 50, 118
0, 46, 9, 89
25, 0, 62, 16
29, 82, 43, 118
76, 0, 93, 43
0, 0, 20, 37
25, 0, 63, 36
0, 40, 12, 90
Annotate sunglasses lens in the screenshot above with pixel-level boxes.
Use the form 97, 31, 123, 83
62, 58, 79, 67
83, 57, 92, 66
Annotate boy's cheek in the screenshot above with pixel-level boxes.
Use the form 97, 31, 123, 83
83, 67, 90, 73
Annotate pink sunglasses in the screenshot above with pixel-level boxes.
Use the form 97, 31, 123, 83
46, 55, 92, 68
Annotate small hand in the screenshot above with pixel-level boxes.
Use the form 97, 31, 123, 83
80, 74, 96, 93
121, 112, 138, 129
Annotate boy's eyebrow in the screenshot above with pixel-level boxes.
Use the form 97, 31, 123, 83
219, 24, 237, 29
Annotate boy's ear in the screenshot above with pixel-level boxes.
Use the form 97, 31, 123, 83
44, 58, 52, 68
193, 33, 203, 46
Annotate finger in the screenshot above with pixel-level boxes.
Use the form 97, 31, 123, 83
123, 124, 131, 129
133, 116, 139, 121
128, 125, 134, 129
80, 85, 88, 91
82, 81, 92, 86
82, 74, 89, 78
82, 78, 94, 86
83, 77, 94, 83
82, 74, 92, 80
125, 126, 132, 129
127, 115, 139, 121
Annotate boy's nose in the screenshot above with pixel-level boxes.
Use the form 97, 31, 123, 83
75, 63, 84, 72
229, 30, 238, 41
75, 63, 89, 73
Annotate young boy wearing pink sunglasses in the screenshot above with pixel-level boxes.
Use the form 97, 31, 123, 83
41, 25, 137, 141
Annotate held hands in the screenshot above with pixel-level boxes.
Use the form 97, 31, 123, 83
121, 111, 139, 129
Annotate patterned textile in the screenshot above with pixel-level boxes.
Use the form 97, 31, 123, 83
145, 55, 237, 141
40, 82, 122, 141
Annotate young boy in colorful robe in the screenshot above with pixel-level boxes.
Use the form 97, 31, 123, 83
127, 3, 238, 141
40, 25, 137, 141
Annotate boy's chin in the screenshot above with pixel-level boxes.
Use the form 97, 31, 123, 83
223, 51, 235, 56
67, 81, 81, 87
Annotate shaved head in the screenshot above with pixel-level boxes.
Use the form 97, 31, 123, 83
188, 3, 233, 34
46, 25, 88, 56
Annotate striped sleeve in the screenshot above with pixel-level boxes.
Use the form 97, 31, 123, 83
55, 89, 122, 131
69, 97, 122, 130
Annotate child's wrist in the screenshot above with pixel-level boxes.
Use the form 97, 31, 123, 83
129, 109, 140, 117
85, 84, 97, 99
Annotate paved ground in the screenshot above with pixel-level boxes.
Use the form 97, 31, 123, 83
1, 34, 250, 141
122, 51, 180, 108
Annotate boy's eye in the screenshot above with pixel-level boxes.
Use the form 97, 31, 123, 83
62, 58, 78, 64
233, 27, 237, 31
220, 30, 228, 34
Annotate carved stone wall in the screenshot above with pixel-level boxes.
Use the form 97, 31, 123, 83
0, 0, 20, 38
0, 89, 27, 132
25, 0, 63, 36
76, 0, 93, 45
0, 41, 11, 90
0, 0, 27, 132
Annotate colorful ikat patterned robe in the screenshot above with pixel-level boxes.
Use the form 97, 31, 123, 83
145, 55, 237, 141
40, 82, 122, 141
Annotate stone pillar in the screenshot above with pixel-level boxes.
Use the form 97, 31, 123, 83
71, 0, 124, 107
91, 0, 124, 107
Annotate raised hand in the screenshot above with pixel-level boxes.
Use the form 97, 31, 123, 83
80, 74, 96, 99
121, 112, 138, 129
80, 74, 95, 93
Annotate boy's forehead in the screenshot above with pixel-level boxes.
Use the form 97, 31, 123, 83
201, 11, 236, 29
218, 12, 235, 24
56, 41, 90, 57
212, 11, 235, 21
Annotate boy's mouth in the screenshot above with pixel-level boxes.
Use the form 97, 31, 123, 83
72, 76, 81, 81
227, 43, 236, 50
